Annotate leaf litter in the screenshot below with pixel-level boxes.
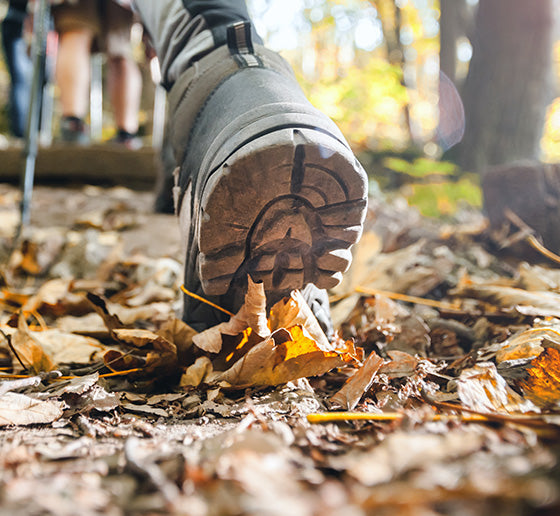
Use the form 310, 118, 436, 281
0, 184, 560, 515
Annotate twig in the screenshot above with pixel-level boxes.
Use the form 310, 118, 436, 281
504, 208, 560, 265
28, 309, 48, 331
180, 284, 234, 317
355, 286, 460, 311
0, 375, 41, 396
420, 389, 548, 430
307, 412, 489, 424
0, 327, 27, 372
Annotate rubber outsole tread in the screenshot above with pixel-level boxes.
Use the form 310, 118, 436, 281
197, 128, 367, 296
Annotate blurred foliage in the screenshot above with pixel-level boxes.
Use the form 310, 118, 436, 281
406, 176, 482, 218
249, 0, 474, 218
297, 58, 409, 151
383, 156, 481, 217
250, 0, 440, 153
541, 42, 560, 163
383, 156, 456, 177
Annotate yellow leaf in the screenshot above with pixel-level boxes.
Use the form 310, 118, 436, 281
210, 326, 354, 388
269, 290, 330, 350
520, 347, 560, 409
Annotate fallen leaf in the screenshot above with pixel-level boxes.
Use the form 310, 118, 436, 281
8, 230, 65, 276
457, 362, 537, 414
495, 327, 560, 364
87, 292, 125, 332
209, 327, 355, 388
180, 357, 213, 387
387, 315, 430, 357
192, 278, 270, 353
379, 351, 419, 379
519, 347, 560, 409
331, 351, 384, 410
0, 392, 64, 426
56, 302, 171, 337
33, 330, 106, 365
268, 290, 330, 349
104, 328, 178, 376
453, 284, 560, 317
156, 317, 196, 365
330, 429, 485, 487
121, 403, 169, 417
21, 278, 91, 316
11, 313, 55, 373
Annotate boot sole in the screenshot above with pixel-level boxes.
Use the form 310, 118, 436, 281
196, 127, 368, 296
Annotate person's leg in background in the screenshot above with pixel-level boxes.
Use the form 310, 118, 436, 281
103, 0, 142, 148
52, 0, 99, 144
1, 0, 32, 138
133, 0, 367, 333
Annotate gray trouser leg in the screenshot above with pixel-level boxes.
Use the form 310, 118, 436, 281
133, 0, 260, 88
133, 0, 213, 87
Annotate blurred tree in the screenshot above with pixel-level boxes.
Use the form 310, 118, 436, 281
375, 0, 413, 140
455, 0, 554, 172
439, 0, 470, 85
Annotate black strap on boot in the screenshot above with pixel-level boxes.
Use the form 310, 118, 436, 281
227, 21, 263, 68
181, 0, 263, 47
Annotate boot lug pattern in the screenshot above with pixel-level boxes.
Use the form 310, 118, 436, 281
196, 128, 368, 297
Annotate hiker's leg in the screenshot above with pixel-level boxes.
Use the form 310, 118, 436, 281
133, 0, 367, 333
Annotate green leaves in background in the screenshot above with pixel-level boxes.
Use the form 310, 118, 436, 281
383, 156, 481, 218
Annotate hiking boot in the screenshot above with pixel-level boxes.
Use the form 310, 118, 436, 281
110, 129, 143, 150
171, 22, 368, 331
59, 116, 90, 145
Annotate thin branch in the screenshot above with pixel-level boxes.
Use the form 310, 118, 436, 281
0, 327, 27, 372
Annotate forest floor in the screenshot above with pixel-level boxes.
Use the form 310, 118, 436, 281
1, 183, 560, 516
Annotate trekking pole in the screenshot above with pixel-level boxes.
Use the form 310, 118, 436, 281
18, 0, 50, 234
150, 57, 166, 150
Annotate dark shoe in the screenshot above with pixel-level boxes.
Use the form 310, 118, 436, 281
171, 23, 368, 331
60, 116, 90, 145
110, 129, 142, 150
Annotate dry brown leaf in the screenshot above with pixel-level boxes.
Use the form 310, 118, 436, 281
453, 284, 560, 317
331, 429, 485, 487
33, 330, 106, 365
210, 327, 265, 372
0, 288, 31, 311
87, 292, 125, 332
180, 356, 213, 387
56, 302, 171, 337
519, 347, 560, 409
386, 315, 430, 357
193, 278, 270, 353
495, 327, 560, 364
156, 317, 196, 365
105, 328, 178, 375
11, 313, 55, 373
0, 392, 64, 426
21, 278, 91, 317
112, 328, 176, 352
268, 289, 329, 349
75, 206, 139, 231
379, 351, 419, 379
331, 351, 384, 410
457, 362, 537, 414
8, 230, 66, 276
329, 230, 383, 298
209, 326, 355, 388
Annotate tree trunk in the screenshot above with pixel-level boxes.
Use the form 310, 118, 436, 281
439, 0, 462, 84
455, 0, 553, 173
